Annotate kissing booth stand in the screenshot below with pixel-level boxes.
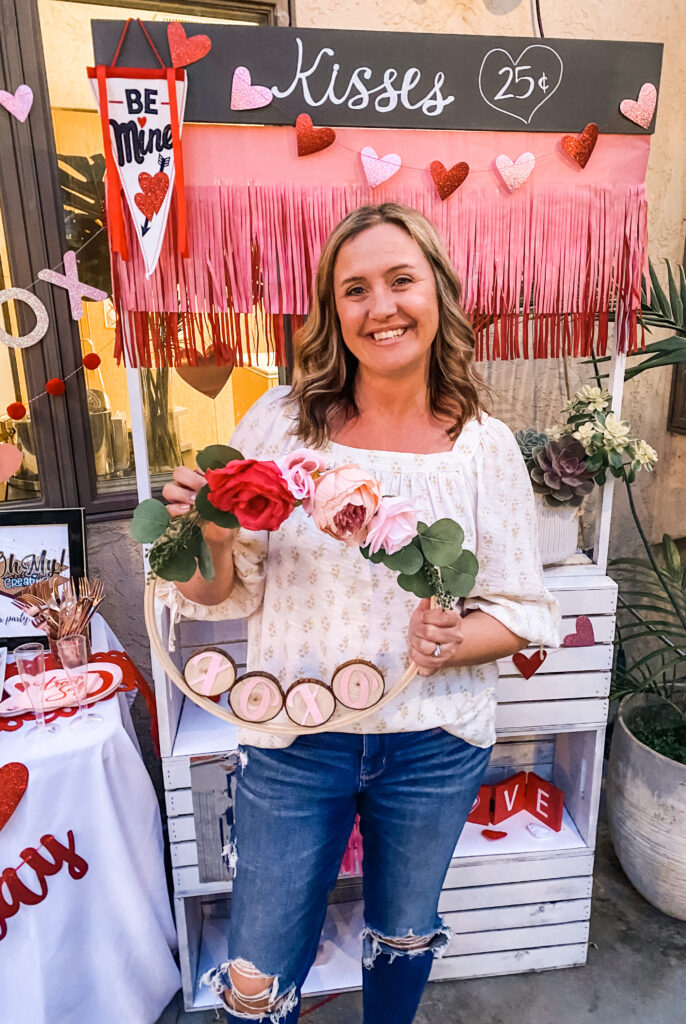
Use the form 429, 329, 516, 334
91, 20, 662, 1010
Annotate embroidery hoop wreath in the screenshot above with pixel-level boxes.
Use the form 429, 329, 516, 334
138, 443, 479, 735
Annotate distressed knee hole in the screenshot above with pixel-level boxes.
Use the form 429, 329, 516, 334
227, 960, 278, 1015
362, 924, 452, 968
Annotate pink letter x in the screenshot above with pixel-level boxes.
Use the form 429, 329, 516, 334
38, 250, 107, 321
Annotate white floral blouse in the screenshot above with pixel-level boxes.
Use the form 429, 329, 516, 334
161, 385, 560, 749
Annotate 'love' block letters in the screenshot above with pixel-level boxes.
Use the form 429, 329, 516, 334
492, 771, 528, 825
467, 772, 564, 832
524, 772, 564, 832
467, 784, 493, 825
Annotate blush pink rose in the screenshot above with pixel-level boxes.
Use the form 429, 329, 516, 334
311, 465, 381, 546
365, 496, 419, 555
276, 448, 328, 512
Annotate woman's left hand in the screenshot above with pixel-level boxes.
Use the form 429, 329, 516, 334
408, 598, 463, 677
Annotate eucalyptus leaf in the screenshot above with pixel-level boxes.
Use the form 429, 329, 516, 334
196, 444, 244, 472
130, 498, 170, 543
197, 538, 215, 581
418, 519, 465, 567
447, 549, 479, 577
608, 449, 624, 469
440, 566, 476, 597
397, 571, 434, 598
382, 544, 424, 575
150, 546, 197, 582
195, 484, 240, 529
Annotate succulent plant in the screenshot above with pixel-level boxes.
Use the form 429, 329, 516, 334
529, 437, 595, 507
515, 428, 549, 462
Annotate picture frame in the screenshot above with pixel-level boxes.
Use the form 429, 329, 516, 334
0, 507, 86, 649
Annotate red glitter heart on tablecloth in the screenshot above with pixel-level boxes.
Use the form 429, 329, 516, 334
561, 123, 599, 169
482, 829, 508, 841
134, 171, 170, 221
563, 615, 595, 647
167, 22, 212, 68
296, 114, 336, 157
512, 649, 547, 679
429, 160, 469, 200
0, 763, 29, 832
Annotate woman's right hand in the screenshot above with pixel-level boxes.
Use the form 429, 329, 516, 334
162, 466, 237, 545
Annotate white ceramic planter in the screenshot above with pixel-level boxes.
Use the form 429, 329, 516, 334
607, 694, 686, 921
535, 495, 580, 566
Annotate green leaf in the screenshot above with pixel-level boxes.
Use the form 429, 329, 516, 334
440, 566, 476, 597
418, 519, 465, 567
397, 571, 434, 598
382, 544, 424, 575
196, 444, 244, 472
663, 534, 682, 576
608, 449, 624, 469
130, 498, 170, 543
197, 538, 215, 581
625, 348, 686, 380
150, 546, 197, 583
595, 469, 607, 486
195, 484, 240, 529
447, 549, 479, 577
666, 260, 684, 325
649, 260, 671, 318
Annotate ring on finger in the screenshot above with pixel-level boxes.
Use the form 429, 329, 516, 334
433, 643, 442, 658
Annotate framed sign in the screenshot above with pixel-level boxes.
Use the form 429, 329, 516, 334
0, 508, 86, 649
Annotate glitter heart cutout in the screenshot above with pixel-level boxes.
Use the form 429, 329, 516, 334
361, 147, 402, 188
134, 171, 170, 221
167, 22, 212, 68
429, 160, 469, 201
231, 66, 273, 111
495, 152, 535, 192
0, 443, 22, 482
562, 615, 595, 647
512, 649, 547, 679
0, 763, 29, 833
175, 347, 234, 399
295, 114, 336, 157
561, 123, 599, 169
620, 83, 657, 130
0, 84, 33, 123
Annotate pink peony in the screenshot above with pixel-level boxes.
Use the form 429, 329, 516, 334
365, 496, 419, 555
311, 465, 381, 546
277, 448, 328, 511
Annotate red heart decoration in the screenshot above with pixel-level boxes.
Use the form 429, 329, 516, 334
561, 123, 599, 169
513, 649, 547, 679
175, 347, 234, 399
296, 113, 336, 157
482, 829, 508, 841
429, 160, 469, 201
563, 615, 595, 647
0, 762, 29, 832
167, 22, 212, 68
137, 116, 147, 127
134, 171, 170, 221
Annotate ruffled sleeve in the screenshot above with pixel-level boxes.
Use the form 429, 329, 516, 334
462, 417, 561, 648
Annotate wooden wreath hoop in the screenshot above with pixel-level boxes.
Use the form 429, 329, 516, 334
144, 575, 425, 737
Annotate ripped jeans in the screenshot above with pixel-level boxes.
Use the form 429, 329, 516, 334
202, 728, 492, 1023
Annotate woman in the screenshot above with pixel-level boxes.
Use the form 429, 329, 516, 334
162, 203, 560, 1023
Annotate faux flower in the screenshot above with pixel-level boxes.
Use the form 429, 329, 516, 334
365, 496, 419, 556
572, 421, 597, 450
205, 459, 295, 531
601, 413, 632, 452
576, 385, 611, 412
276, 448, 328, 512
632, 439, 659, 468
312, 465, 380, 546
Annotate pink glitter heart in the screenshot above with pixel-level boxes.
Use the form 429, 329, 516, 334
495, 152, 535, 193
562, 615, 595, 647
0, 84, 33, 123
0, 443, 22, 482
360, 147, 401, 188
230, 66, 273, 111
619, 83, 657, 130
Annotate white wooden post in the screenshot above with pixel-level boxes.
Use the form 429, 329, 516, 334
593, 327, 627, 573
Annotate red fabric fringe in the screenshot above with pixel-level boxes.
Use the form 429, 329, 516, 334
111, 182, 647, 366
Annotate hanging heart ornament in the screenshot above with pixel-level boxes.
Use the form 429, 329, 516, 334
0, 762, 29, 832
231, 67, 273, 111
561, 123, 599, 169
175, 347, 234, 399
430, 161, 469, 200
167, 22, 212, 68
0, 84, 33, 123
513, 649, 547, 679
0, 443, 22, 482
134, 171, 170, 221
620, 83, 657, 129
495, 152, 535, 192
563, 615, 595, 647
361, 147, 402, 188
295, 114, 336, 156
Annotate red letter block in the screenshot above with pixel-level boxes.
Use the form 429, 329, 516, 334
525, 773, 564, 832
492, 771, 527, 825
467, 785, 493, 825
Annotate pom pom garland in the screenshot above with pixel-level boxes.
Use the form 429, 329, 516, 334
45, 377, 66, 397
6, 402, 27, 420
82, 353, 101, 370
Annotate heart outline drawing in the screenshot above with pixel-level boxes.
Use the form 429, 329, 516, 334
0, 762, 29, 833
231, 66, 273, 111
478, 46, 563, 125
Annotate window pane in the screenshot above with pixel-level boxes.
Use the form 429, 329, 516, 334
37, 1, 267, 497
0, 204, 42, 503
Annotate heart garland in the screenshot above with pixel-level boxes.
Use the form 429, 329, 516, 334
296, 114, 336, 157
231, 67, 273, 111
495, 152, 535, 192
561, 123, 599, 169
0, 443, 22, 482
134, 171, 170, 221
430, 161, 469, 201
167, 22, 212, 68
0, 84, 33, 123
0, 763, 29, 832
361, 147, 402, 188
620, 83, 657, 130
513, 649, 547, 679
562, 615, 595, 647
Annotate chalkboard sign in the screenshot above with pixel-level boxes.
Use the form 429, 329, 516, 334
91, 23, 662, 134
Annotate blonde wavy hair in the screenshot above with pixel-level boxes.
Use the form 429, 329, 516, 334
288, 203, 488, 447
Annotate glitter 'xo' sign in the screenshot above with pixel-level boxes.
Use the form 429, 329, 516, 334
184, 648, 385, 728
93, 23, 662, 134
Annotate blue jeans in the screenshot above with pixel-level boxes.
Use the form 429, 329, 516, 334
203, 729, 492, 1023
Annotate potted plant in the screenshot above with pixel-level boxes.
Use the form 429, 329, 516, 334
606, 532, 686, 920
516, 386, 658, 565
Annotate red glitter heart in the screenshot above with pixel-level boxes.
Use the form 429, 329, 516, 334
482, 829, 508, 841
563, 615, 595, 647
429, 160, 469, 201
512, 649, 547, 679
134, 171, 170, 221
561, 123, 599, 169
0, 763, 29, 832
167, 22, 212, 68
295, 114, 336, 157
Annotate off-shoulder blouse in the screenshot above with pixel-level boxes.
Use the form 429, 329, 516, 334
160, 385, 560, 749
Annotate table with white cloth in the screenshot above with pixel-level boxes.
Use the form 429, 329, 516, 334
0, 617, 181, 1024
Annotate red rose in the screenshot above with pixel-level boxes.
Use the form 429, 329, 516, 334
205, 459, 295, 531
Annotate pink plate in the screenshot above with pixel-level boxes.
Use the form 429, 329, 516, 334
0, 662, 123, 716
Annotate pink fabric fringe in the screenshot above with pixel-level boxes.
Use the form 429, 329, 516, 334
111, 182, 647, 366
339, 814, 364, 878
